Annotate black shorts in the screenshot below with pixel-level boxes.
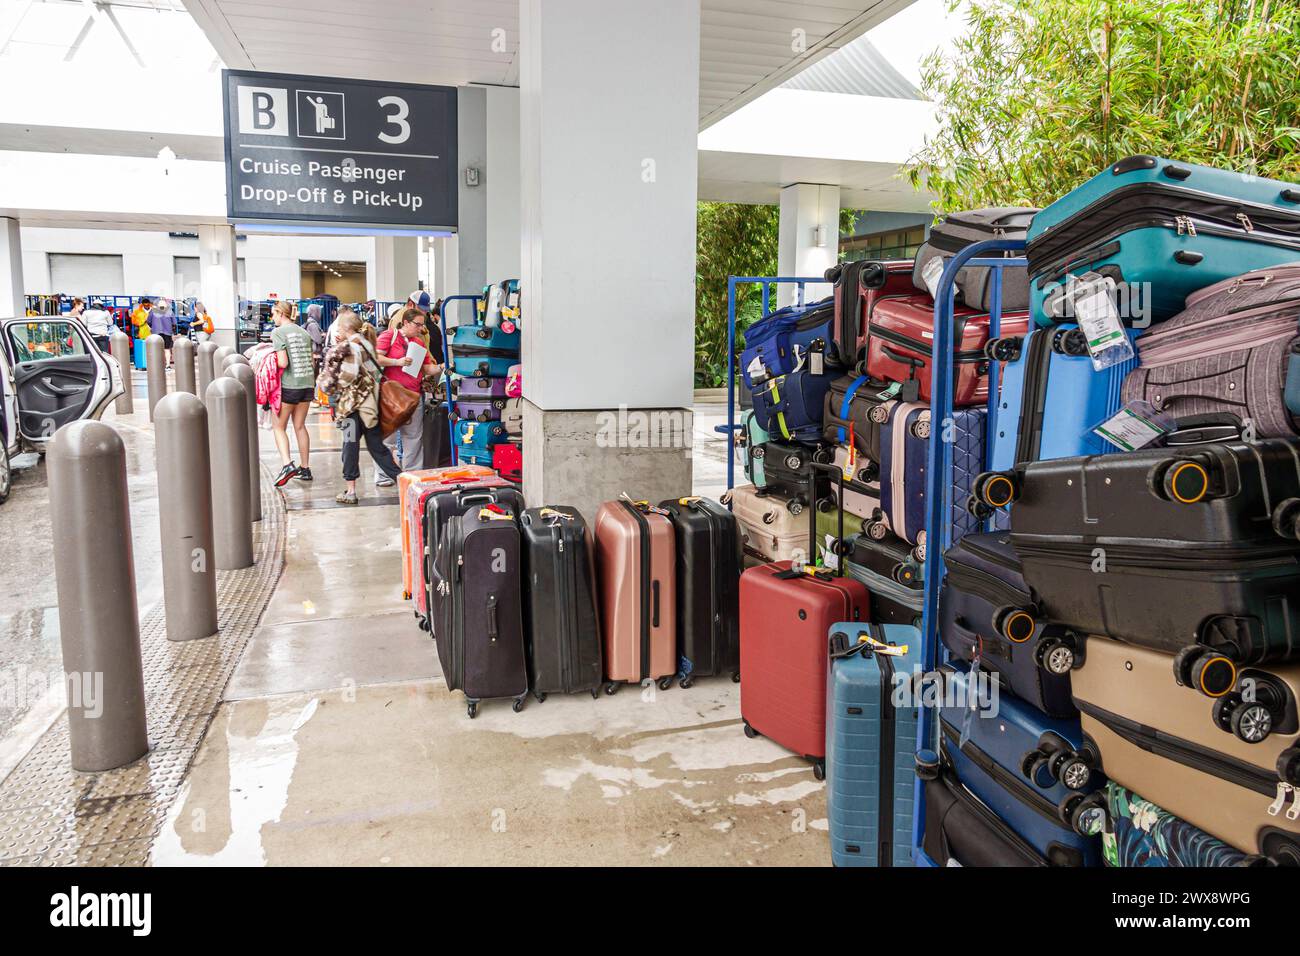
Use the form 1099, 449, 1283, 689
159, 334, 174, 349
281, 386, 314, 405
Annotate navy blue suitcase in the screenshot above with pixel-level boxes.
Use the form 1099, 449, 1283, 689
1027, 155, 1300, 323
875, 401, 1000, 546
739, 297, 835, 389
939, 661, 1102, 867
751, 369, 835, 444
938, 532, 1076, 718
989, 325, 1140, 471
826, 622, 921, 867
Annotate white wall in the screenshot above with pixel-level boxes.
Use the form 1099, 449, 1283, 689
18, 226, 376, 302
485, 86, 522, 282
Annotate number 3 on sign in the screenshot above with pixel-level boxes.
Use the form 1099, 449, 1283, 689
378, 95, 410, 144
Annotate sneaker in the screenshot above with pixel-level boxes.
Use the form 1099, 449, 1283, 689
375, 474, 396, 488
296, 467, 313, 482
335, 490, 358, 505
275, 463, 298, 487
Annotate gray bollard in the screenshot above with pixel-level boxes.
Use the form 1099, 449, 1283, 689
213, 345, 235, 369
227, 363, 263, 523
196, 341, 218, 399
221, 352, 250, 375
154, 393, 219, 642
110, 330, 134, 415
145, 334, 167, 422
205, 376, 254, 570
173, 336, 196, 395
47, 421, 149, 772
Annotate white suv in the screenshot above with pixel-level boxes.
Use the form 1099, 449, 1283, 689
0, 314, 124, 504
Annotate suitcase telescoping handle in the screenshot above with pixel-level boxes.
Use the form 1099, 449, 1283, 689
806, 459, 847, 575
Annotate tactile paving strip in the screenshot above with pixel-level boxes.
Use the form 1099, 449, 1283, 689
0, 468, 286, 866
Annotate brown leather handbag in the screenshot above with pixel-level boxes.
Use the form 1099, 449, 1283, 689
379, 379, 420, 437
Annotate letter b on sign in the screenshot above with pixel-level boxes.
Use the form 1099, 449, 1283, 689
238, 86, 288, 136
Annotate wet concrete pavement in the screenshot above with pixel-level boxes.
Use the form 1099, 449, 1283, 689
2, 369, 823, 866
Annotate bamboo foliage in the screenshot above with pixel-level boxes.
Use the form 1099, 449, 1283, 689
908, 0, 1300, 212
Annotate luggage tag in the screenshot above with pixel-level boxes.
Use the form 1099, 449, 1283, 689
959, 648, 983, 750
842, 432, 857, 480
746, 354, 770, 386
921, 256, 946, 299
477, 505, 513, 522
1092, 400, 1173, 452
1067, 272, 1135, 371
821, 535, 840, 571
809, 350, 825, 376
857, 632, 910, 657
538, 507, 573, 524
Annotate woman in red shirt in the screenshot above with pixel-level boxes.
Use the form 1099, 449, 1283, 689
376, 308, 442, 476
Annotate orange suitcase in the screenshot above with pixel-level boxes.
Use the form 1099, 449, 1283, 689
594, 499, 677, 691
399, 465, 494, 599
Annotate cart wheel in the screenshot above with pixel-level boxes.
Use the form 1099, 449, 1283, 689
993, 605, 1036, 644
743, 721, 759, 739
656, 675, 674, 691
812, 760, 826, 782
679, 675, 694, 689
732, 671, 741, 683
467, 701, 478, 719
512, 697, 525, 713
603, 681, 620, 696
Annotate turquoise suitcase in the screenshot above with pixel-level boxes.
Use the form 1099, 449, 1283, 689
740, 410, 770, 487
1027, 155, 1300, 324
450, 324, 520, 378
454, 419, 509, 466
826, 622, 921, 867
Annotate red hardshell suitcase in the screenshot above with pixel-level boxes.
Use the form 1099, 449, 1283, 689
827, 259, 916, 364
865, 293, 1030, 406
738, 463, 870, 777
413, 476, 514, 625
493, 442, 522, 482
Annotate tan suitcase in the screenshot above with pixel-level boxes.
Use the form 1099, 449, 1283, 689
724, 484, 808, 563
1071, 635, 1300, 856
593, 499, 677, 689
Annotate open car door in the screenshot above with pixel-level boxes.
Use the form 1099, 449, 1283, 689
1, 316, 119, 450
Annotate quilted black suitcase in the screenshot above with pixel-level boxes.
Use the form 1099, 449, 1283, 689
431, 508, 529, 718
660, 497, 742, 686
984, 439, 1300, 678
520, 507, 603, 701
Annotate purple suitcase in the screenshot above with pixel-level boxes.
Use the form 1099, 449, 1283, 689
871, 401, 999, 547
1122, 263, 1300, 439
457, 377, 509, 400
455, 400, 502, 422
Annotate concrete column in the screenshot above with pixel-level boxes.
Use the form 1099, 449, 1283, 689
486, 86, 522, 283
519, 0, 698, 521
432, 235, 460, 300
371, 236, 420, 301
0, 217, 25, 318
199, 224, 239, 351
458, 85, 487, 294
777, 183, 840, 308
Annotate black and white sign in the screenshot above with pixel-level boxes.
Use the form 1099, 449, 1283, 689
223, 70, 457, 230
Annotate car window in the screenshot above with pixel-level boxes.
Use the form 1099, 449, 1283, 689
8, 321, 88, 362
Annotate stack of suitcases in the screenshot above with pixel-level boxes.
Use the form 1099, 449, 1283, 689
732, 156, 1300, 868
449, 278, 524, 482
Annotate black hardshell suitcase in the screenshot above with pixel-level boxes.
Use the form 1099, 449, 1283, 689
755, 440, 830, 514
423, 483, 526, 639
520, 507, 603, 701
938, 532, 1077, 718
988, 438, 1300, 673
660, 496, 743, 686
423, 399, 453, 468
431, 508, 529, 718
